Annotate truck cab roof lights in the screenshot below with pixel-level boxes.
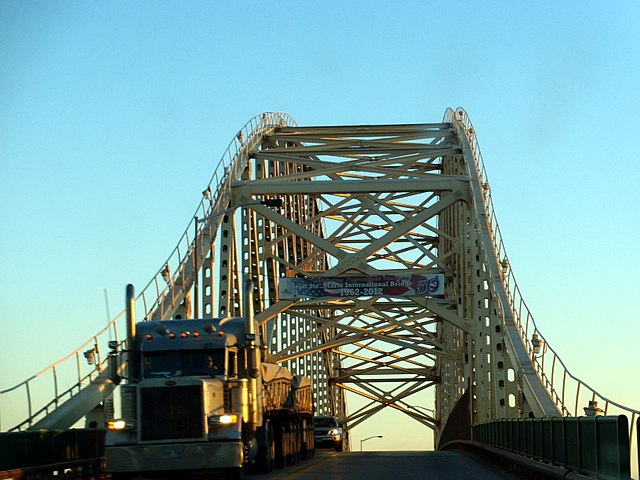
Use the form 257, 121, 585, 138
146, 331, 202, 339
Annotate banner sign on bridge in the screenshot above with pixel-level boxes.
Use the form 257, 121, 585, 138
278, 274, 444, 299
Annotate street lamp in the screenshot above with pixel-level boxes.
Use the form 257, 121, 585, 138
360, 435, 383, 451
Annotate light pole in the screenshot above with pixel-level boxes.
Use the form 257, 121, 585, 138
360, 435, 383, 451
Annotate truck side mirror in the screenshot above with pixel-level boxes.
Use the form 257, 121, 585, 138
109, 353, 122, 385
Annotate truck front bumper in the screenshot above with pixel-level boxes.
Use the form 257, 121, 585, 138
106, 441, 243, 473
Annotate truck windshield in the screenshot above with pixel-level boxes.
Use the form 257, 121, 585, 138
143, 350, 225, 378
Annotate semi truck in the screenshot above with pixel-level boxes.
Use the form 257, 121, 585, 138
105, 285, 314, 479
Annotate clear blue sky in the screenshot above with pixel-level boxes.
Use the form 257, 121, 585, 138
1, 1, 639, 449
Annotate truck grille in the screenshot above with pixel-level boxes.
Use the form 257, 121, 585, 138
140, 385, 203, 441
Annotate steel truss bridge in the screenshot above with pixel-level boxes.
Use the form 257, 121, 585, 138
2, 108, 638, 476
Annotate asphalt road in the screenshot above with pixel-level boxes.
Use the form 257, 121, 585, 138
250, 450, 517, 480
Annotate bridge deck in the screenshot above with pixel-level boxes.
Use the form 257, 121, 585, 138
251, 450, 516, 480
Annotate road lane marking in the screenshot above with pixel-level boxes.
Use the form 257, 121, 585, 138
269, 453, 338, 479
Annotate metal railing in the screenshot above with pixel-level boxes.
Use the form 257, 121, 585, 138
137, 112, 297, 321
0, 312, 123, 432
445, 106, 639, 478
474, 416, 633, 480
0, 112, 296, 432
0, 429, 105, 478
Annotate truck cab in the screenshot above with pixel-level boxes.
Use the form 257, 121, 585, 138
106, 317, 257, 479
105, 314, 314, 479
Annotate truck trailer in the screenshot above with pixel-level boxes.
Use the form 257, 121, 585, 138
105, 286, 314, 479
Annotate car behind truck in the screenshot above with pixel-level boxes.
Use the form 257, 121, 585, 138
105, 285, 314, 479
313, 415, 344, 452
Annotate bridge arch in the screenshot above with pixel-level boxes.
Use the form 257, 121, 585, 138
2, 110, 637, 470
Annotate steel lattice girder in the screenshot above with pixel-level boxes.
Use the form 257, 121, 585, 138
226, 124, 475, 434
194, 120, 557, 446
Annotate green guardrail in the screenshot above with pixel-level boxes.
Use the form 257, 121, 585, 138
0, 429, 105, 472
473, 416, 632, 480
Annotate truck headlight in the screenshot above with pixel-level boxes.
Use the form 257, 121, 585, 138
328, 428, 342, 436
107, 419, 135, 430
209, 414, 238, 426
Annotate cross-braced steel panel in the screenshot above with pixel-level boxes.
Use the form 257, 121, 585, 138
227, 123, 470, 446
216, 118, 568, 448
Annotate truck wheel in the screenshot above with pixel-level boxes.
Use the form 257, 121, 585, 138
285, 422, 300, 466
267, 424, 276, 472
256, 423, 275, 473
274, 424, 285, 468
